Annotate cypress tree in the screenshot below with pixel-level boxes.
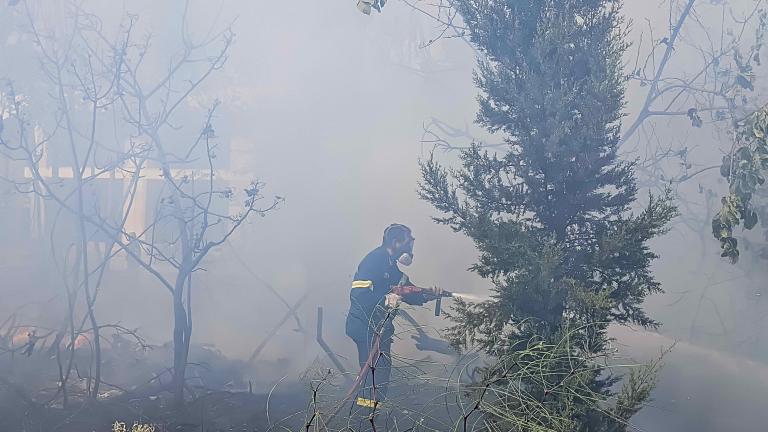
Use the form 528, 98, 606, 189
419, 1, 677, 429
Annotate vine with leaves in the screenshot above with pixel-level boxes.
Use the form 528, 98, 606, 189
713, 106, 768, 262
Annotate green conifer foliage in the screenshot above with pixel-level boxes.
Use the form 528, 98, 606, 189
419, 1, 677, 429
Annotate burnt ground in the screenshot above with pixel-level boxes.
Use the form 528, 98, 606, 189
0, 334, 469, 432
0, 378, 465, 432
0, 383, 309, 432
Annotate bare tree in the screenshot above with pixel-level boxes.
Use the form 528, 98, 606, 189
0, 1, 280, 409
621, 0, 766, 198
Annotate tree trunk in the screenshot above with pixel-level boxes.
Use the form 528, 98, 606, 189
84, 280, 101, 399
172, 274, 191, 410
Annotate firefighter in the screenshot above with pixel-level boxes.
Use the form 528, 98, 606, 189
345, 223, 441, 407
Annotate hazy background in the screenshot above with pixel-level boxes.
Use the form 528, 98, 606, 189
2, 1, 768, 430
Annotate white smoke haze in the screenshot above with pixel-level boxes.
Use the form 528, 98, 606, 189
0, 0, 766, 431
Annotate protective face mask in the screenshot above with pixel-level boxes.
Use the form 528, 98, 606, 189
397, 252, 413, 267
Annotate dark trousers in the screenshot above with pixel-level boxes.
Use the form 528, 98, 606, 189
354, 334, 392, 402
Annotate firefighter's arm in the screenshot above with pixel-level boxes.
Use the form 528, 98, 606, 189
350, 256, 388, 313
350, 279, 377, 312
402, 293, 426, 306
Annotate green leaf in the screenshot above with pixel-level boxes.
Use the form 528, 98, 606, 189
720, 156, 732, 178
744, 209, 759, 230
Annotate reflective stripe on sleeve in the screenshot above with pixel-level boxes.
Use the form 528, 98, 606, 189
351, 280, 373, 289
356, 397, 378, 408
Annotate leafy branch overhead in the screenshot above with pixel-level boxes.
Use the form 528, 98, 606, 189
713, 106, 768, 263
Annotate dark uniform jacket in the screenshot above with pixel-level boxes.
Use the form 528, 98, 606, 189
345, 246, 426, 342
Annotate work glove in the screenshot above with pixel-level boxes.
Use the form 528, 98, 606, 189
384, 293, 402, 309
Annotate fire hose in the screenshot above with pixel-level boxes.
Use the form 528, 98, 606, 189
390, 285, 455, 317
325, 286, 455, 422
